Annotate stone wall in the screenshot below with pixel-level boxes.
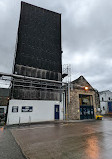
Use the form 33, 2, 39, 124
67, 76, 99, 120
68, 89, 97, 120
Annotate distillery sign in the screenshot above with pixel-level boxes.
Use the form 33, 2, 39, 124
22, 106, 33, 112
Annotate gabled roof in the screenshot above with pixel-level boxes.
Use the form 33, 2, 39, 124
71, 75, 94, 91
99, 90, 112, 94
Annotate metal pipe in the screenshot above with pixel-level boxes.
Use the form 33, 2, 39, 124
66, 91, 68, 120
1, 78, 62, 88
0, 72, 67, 84
13, 84, 66, 91
68, 83, 70, 104
13, 79, 61, 87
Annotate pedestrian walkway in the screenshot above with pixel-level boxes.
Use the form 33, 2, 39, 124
0, 127, 26, 159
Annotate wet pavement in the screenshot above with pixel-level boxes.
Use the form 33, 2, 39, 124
0, 126, 26, 159
9, 118, 112, 159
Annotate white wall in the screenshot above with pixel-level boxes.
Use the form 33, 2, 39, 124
100, 102, 108, 114
7, 100, 64, 125
99, 91, 112, 114
100, 91, 112, 101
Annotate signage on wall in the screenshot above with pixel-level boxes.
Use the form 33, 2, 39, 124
12, 106, 18, 113
22, 106, 33, 112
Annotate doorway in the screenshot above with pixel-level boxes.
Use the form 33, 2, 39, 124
79, 94, 94, 120
54, 105, 60, 120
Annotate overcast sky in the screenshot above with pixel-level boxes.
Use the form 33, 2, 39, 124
0, 0, 112, 91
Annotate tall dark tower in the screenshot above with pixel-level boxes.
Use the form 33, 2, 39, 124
12, 2, 62, 100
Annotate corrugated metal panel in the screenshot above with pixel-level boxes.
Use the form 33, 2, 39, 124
12, 2, 62, 101
14, 2, 62, 73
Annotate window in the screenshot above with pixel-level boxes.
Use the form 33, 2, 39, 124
12, 106, 18, 113
109, 97, 110, 100
102, 97, 104, 101
103, 106, 105, 110
0, 108, 4, 113
79, 94, 93, 106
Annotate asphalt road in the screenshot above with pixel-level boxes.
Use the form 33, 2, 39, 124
0, 127, 26, 159
10, 117, 112, 159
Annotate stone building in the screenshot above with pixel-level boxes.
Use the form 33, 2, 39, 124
68, 76, 99, 120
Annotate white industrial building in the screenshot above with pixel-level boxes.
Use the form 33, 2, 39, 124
7, 99, 65, 125
99, 90, 112, 114
4, 2, 67, 125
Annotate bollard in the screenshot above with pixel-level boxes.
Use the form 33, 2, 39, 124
19, 117, 21, 125
7, 118, 9, 125
29, 116, 31, 125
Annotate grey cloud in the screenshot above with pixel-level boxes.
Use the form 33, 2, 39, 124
0, 0, 112, 91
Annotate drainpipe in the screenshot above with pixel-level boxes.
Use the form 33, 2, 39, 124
68, 82, 70, 104
65, 83, 70, 120
66, 91, 68, 120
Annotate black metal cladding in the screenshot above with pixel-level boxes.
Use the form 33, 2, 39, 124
12, 2, 62, 100
15, 2, 62, 73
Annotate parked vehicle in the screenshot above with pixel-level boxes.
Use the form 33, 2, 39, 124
96, 114, 103, 120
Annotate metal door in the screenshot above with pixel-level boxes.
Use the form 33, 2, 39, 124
108, 102, 112, 113
55, 105, 60, 120
90, 106, 94, 119
80, 106, 94, 120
